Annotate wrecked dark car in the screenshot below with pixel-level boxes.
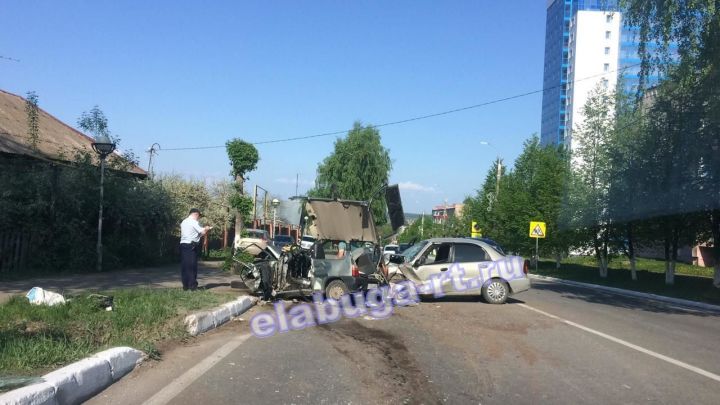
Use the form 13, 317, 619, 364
234, 190, 404, 300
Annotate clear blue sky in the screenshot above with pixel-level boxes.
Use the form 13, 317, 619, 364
1, 0, 546, 214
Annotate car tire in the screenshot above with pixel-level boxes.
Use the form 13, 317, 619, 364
325, 280, 349, 300
482, 279, 509, 304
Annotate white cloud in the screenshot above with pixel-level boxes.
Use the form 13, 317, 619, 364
398, 181, 436, 193
275, 177, 314, 185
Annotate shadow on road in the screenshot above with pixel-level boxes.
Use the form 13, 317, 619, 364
202, 282, 231, 290
0, 264, 234, 303
420, 295, 526, 305
531, 280, 720, 317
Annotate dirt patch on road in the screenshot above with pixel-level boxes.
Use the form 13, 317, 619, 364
318, 320, 442, 405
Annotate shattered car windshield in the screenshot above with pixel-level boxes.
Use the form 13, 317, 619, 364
400, 241, 428, 260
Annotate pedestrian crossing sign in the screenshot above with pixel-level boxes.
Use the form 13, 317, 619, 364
529, 221, 546, 238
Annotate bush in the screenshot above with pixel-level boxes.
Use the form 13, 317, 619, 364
0, 155, 177, 274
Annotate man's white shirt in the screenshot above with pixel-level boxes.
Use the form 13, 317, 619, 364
180, 217, 204, 244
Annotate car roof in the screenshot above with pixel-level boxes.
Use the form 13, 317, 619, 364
420, 237, 502, 254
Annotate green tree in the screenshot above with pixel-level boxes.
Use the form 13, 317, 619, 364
463, 160, 504, 239
207, 179, 235, 248
606, 82, 647, 280
632, 73, 706, 285
225, 139, 259, 242
308, 122, 392, 225
622, 0, 720, 286
77, 105, 111, 140
567, 84, 616, 277
464, 136, 570, 263
25, 91, 39, 150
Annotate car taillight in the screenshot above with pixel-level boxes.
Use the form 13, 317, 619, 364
523, 259, 530, 275
352, 265, 359, 278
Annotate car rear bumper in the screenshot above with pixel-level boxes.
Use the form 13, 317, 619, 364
508, 277, 531, 294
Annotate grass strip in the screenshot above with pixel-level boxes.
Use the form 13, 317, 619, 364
533, 256, 720, 306
0, 288, 235, 378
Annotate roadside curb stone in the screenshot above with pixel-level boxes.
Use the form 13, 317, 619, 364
529, 274, 720, 312
184, 295, 257, 336
0, 347, 144, 405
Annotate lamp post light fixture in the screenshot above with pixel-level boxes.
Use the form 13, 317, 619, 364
91, 134, 116, 272
271, 198, 280, 239
479, 141, 502, 200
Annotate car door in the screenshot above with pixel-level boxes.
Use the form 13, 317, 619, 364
450, 242, 493, 293
407, 242, 455, 294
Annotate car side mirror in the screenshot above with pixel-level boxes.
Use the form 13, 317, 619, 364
388, 254, 405, 265
414, 256, 425, 267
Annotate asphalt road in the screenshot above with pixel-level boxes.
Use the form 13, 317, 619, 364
88, 279, 720, 404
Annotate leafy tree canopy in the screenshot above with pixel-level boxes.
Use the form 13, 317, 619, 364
308, 122, 392, 225
78, 106, 111, 140
225, 139, 259, 179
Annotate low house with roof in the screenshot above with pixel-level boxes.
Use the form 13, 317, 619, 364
0, 89, 147, 273
0, 89, 146, 177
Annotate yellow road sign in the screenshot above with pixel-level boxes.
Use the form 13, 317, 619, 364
529, 221, 546, 238
471, 221, 482, 238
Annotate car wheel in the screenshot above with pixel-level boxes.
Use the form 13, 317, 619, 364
482, 279, 508, 304
325, 280, 349, 300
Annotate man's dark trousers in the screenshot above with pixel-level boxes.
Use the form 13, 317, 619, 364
180, 243, 198, 290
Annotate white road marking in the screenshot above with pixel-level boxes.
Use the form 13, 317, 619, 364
143, 333, 252, 405
518, 303, 720, 383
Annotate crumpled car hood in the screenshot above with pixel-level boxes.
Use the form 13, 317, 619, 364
305, 199, 378, 242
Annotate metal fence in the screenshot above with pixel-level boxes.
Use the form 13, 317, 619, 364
0, 231, 31, 273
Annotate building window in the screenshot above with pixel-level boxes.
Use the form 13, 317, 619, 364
604, 63, 610, 72
602, 78, 609, 89
605, 31, 611, 39
605, 47, 610, 55
606, 14, 613, 23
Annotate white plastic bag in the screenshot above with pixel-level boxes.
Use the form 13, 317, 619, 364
26, 287, 66, 306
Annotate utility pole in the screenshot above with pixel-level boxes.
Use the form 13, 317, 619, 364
295, 173, 299, 197
254, 185, 270, 229
253, 185, 258, 226
495, 157, 503, 198
263, 190, 269, 226
146, 143, 160, 179
421, 211, 424, 238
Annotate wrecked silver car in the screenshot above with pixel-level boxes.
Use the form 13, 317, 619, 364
234, 190, 404, 300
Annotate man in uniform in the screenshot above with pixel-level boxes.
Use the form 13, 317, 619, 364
180, 208, 212, 290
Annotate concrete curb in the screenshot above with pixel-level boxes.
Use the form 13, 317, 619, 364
529, 274, 720, 312
184, 295, 258, 336
0, 347, 145, 405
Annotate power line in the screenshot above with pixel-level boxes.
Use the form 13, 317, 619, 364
158, 63, 643, 151
0, 55, 20, 62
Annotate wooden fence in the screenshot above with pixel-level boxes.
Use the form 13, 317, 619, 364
0, 231, 31, 273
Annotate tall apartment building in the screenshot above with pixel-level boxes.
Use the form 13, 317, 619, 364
541, 0, 649, 148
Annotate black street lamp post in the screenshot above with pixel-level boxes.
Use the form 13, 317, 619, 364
91, 135, 116, 272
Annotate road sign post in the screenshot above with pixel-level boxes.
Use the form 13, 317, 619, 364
529, 221, 546, 273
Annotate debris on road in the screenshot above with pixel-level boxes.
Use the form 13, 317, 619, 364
25, 287, 65, 306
